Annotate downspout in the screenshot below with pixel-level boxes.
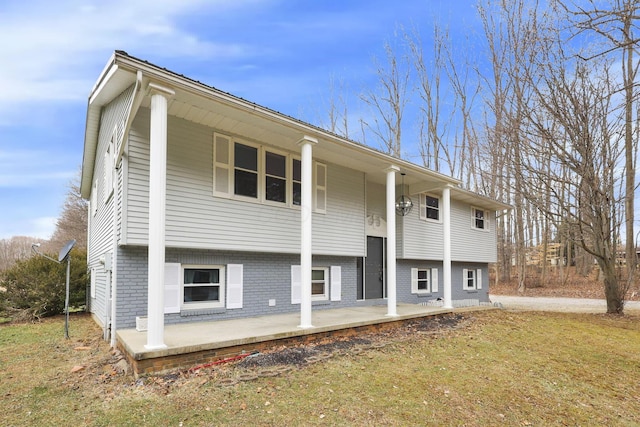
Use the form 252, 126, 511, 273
110, 70, 144, 347
117, 70, 144, 165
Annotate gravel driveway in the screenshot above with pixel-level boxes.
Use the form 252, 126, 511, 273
489, 294, 640, 313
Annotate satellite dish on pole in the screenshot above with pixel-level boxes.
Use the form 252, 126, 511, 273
58, 239, 76, 263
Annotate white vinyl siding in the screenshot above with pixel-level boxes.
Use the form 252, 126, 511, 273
87, 84, 135, 326
450, 200, 496, 262
125, 110, 366, 256
401, 197, 497, 263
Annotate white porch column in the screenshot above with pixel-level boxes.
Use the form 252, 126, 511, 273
442, 185, 453, 309
385, 165, 400, 317
145, 83, 174, 350
298, 135, 318, 329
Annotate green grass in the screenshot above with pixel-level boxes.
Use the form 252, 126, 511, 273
1, 311, 639, 426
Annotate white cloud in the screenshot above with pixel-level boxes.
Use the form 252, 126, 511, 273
0, 0, 258, 114
0, 216, 57, 241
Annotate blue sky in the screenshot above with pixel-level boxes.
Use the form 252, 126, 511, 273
0, 0, 482, 240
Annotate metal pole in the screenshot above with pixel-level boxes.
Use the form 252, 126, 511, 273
64, 256, 70, 339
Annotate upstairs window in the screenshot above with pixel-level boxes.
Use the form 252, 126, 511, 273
265, 151, 287, 203
103, 127, 116, 203
292, 158, 301, 206
420, 194, 440, 221
234, 143, 258, 198
472, 207, 488, 230
213, 133, 326, 210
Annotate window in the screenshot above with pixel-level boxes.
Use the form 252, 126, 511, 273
234, 143, 258, 198
315, 163, 327, 213
292, 158, 301, 206
103, 130, 116, 203
213, 133, 326, 210
182, 266, 225, 309
312, 267, 329, 300
464, 269, 476, 290
420, 194, 440, 221
462, 268, 483, 290
265, 151, 287, 203
417, 269, 430, 292
90, 181, 97, 216
90, 268, 96, 299
472, 207, 488, 230
411, 268, 438, 294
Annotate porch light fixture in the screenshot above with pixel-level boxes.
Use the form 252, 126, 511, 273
395, 173, 413, 216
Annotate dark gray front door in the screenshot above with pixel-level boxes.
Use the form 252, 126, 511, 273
365, 236, 385, 299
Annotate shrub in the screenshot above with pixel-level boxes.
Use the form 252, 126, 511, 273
0, 249, 87, 320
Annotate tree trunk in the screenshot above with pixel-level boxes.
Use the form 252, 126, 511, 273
599, 259, 624, 314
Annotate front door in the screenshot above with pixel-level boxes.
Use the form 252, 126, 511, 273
365, 236, 385, 299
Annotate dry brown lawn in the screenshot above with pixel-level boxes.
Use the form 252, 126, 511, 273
2, 310, 639, 426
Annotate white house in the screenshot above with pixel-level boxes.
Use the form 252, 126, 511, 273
81, 51, 509, 350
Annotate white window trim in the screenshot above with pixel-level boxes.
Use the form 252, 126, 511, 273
90, 268, 96, 299
90, 180, 97, 216
411, 268, 439, 294
462, 268, 483, 291
291, 156, 302, 209
232, 140, 261, 202
213, 133, 326, 211
312, 267, 329, 301
471, 206, 490, 232
263, 147, 290, 206
420, 194, 442, 223
181, 264, 226, 310
103, 126, 116, 204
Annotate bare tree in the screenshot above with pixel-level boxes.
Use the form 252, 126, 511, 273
0, 236, 36, 272
360, 37, 411, 158
522, 27, 627, 313
49, 171, 88, 251
478, 0, 541, 294
407, 24, 450, 170
323, 74, 352, 139
565, 0, 640, 287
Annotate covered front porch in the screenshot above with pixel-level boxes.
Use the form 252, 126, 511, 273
117, 303, 476, 376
